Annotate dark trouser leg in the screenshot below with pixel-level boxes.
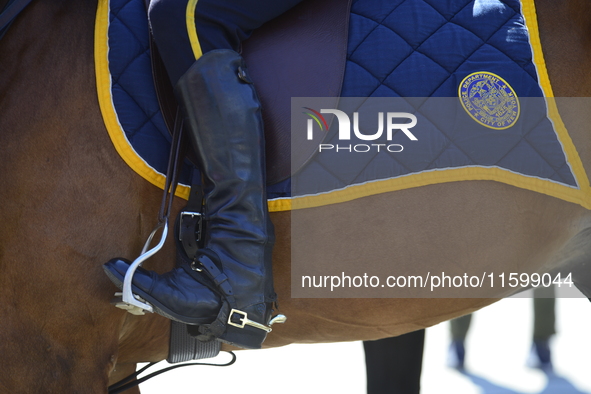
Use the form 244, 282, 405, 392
363, 330, 425, 394
147, 0, 303, 84
529, 287, 555, 369
448, 314, 472, 370
533, 286, 556, 341
450, 314, 472, 341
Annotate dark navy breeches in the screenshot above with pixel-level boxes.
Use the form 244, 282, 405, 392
148, 0, 303, 85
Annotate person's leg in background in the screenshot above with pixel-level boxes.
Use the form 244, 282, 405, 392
528, 286, 556, 370
363, 330, 425, 394
448, 314, 472, 370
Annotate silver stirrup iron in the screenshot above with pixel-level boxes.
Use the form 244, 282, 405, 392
113, 222, 169, 314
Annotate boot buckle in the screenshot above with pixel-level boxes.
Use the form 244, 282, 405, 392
228, 309, 272, 333
179, 211, 202, 241
179, 211, 203, 260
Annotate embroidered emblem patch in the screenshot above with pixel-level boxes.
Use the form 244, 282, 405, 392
458, 72, 520, 130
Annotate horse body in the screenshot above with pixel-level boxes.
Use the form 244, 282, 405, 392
1, 0, 590, 392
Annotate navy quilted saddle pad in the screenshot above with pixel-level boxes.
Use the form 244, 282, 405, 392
95, 0, 591, 211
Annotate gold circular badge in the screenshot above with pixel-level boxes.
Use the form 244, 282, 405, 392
458, 72, 520, 130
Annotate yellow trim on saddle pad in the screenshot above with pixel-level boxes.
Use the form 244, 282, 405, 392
94, 0, 191, 200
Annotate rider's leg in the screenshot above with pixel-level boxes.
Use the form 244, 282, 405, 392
145, 0, 303, 85
104, 0, 302, 349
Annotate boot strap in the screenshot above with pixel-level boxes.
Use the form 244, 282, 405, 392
189, 302, 231, 341
187, 250, 274, 341
193, 250, 237, 306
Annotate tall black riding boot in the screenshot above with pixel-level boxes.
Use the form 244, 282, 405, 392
103, 50, 278, 349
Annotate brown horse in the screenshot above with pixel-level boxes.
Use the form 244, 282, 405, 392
1, 0, 590, 392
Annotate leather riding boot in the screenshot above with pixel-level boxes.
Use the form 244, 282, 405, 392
103, 50, 277, 349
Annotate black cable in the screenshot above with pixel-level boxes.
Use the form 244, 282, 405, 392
108, 351, 237, 394
108, 362, 158, 393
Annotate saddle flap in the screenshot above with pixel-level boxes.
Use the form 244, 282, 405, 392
242, 0, 351, 183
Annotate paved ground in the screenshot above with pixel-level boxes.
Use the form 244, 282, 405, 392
139, 291, 591, 394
